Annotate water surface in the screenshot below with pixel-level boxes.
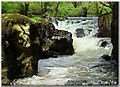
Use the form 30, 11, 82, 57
13, 17, 117, 86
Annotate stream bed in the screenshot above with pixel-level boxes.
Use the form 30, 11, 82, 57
13, 17, 118, 86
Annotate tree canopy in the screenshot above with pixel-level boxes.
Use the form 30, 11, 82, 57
2, 2, 113, 17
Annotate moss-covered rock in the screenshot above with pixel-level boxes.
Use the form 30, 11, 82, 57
2, 13, 74, 85
2, 13, 41, 82
39, 24, 74, 56
2, 68, 10, 85
49, 38, 74, 55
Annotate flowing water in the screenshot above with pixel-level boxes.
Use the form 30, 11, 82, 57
13, 17, 118, 86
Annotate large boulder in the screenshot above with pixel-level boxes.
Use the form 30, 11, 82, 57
49, 38, 74, 55
49, 29, 74, 55
37, 20, 74, 57
2, 13, 74, 84
2, 13, 42, 81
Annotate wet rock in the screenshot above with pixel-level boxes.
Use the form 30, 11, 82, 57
2, 13, 74, 83
55, 17, 65, 21
75, 21, 81, 23
82, 19, 86, 21
49, 38, 74, 55
100, 41, 108, 48
38, 67, 50, 76
2, 13, 42, 81
48, 29, 74, 55
38, 21, 74, 56
98, 39, 108, 48
75, 28, 85, 38
100, 54, 111, 61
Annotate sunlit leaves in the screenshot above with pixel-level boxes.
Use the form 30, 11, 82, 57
2, 2, 113, 17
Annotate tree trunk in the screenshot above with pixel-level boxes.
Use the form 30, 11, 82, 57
111, 2, 118, 62
72, 2, 77, 8
111, 2, 118, 82
25, 2, 29, 16
55, 2, 60, 12
82, 7, 87, 17
96, 2, 99, 14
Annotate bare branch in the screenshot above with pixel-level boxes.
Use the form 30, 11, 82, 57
104, 8, 108, 14
55, 2, 60, 12
39, 2, 54, 15
100, 6, 104, 14
100, 2, 111, 8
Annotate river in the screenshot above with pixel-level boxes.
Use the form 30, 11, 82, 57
13, 17, 118, 86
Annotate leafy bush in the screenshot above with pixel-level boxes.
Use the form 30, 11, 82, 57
7, 9, 17, 13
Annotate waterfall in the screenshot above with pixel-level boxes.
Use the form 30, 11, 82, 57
13, 17, 117, 86
51, 17, 113, 55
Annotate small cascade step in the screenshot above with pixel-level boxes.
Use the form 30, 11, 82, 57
51, 17, 99, 38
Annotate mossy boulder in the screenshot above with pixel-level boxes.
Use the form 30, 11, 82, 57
2, 13, 42, 82
49, 38, 74, 55
2, 68, 10, 85
2, 13, 74, 85
36, 19, 74, 56
50, 29, 74, 55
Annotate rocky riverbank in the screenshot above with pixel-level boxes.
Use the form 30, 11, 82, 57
2, 13, 74, 85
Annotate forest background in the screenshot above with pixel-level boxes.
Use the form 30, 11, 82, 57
2, 2, 112, 17
2, 2, 114, 37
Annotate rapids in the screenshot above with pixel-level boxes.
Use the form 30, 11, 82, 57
13, 17, 117, 86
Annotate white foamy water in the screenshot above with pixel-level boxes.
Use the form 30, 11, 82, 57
13, 17, 117, 86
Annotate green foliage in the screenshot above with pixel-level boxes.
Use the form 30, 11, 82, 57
7, 9, 17, 13
2, 2, 21, 13
30, 16, 43, 22
34, 16, 41, 20
44, 12, 50, 16
50, 12, 56, 16
102, 7, 112, 14
2, 2, 113, 17
4, 16, 8, 19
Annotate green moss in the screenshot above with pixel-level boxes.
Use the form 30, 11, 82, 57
30, 17, 46, 23
2, 13, 36, 30
22, 57, 31, 64
12, 24, 31, 48
2, 68, 10, 85
2, 13, 34, 22
22, 56, 33, 75
2, 13, 36, 40
4, 16, 9, 19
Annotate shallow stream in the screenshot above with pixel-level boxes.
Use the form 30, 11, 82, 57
13, 17, 118, 86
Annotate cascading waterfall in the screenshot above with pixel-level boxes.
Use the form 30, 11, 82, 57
13, 17, 117, 86
51, 17, 112, 55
